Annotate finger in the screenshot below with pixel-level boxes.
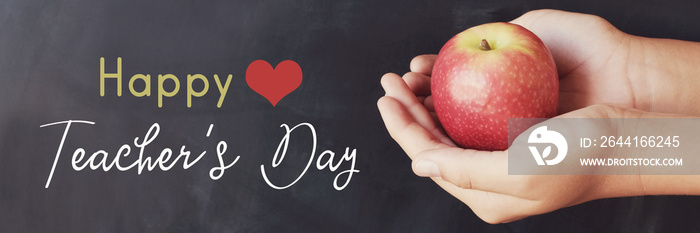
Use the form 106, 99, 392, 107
377, 96, 449, 158
410, 55, 437, 76
416, 150, 546, 223
421, 95, 441, 131
402, 72, 431, 97
412, 147, 524, 196
435, 180, 539, 224
429, 112, 439, 127
509, 10, 578, 75
416, 96, 425, 105
511, 10, 622, 77
381, 73, 455, 146
424, 95, 435, 112
556, 92, 587, 114
509, 9, 559, 27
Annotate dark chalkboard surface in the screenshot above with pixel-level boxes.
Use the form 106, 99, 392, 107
2, 0, 700, 232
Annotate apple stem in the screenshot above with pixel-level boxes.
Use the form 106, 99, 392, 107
479, 39, 492, 51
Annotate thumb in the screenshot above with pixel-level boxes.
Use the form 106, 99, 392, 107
556, 103, 636, 119
411, 148, 517, 194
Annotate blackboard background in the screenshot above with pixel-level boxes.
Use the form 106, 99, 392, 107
2, 0, 700, 232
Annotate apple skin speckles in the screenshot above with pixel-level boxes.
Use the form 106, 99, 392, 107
431, 22, 558, 151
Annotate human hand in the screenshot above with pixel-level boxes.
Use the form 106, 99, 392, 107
377, 9, 700, 223
379, 70, 700, 223
378, 57, 641, 223
510, 10, 641, 114
514, 10, 700, 116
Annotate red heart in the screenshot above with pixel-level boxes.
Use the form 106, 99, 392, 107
246, 60, 303, 107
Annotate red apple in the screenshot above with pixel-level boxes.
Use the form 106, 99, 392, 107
431, 22, 558, 151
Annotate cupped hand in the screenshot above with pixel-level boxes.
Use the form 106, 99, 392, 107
511, 9, 646, 114
377, 9, 653, 223
379, 56, 636, 223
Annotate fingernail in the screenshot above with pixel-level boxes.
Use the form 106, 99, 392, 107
413, 160, 441, 178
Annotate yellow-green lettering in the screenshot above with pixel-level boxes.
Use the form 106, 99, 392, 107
100, 57, 122, 96
214, 74, 232, 108
158, 74, 180, 108
129, 74, 151, 97
187, 74, 209, 108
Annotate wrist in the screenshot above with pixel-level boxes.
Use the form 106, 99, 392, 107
591, 175, 645, 200
630, 36, 700, 116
